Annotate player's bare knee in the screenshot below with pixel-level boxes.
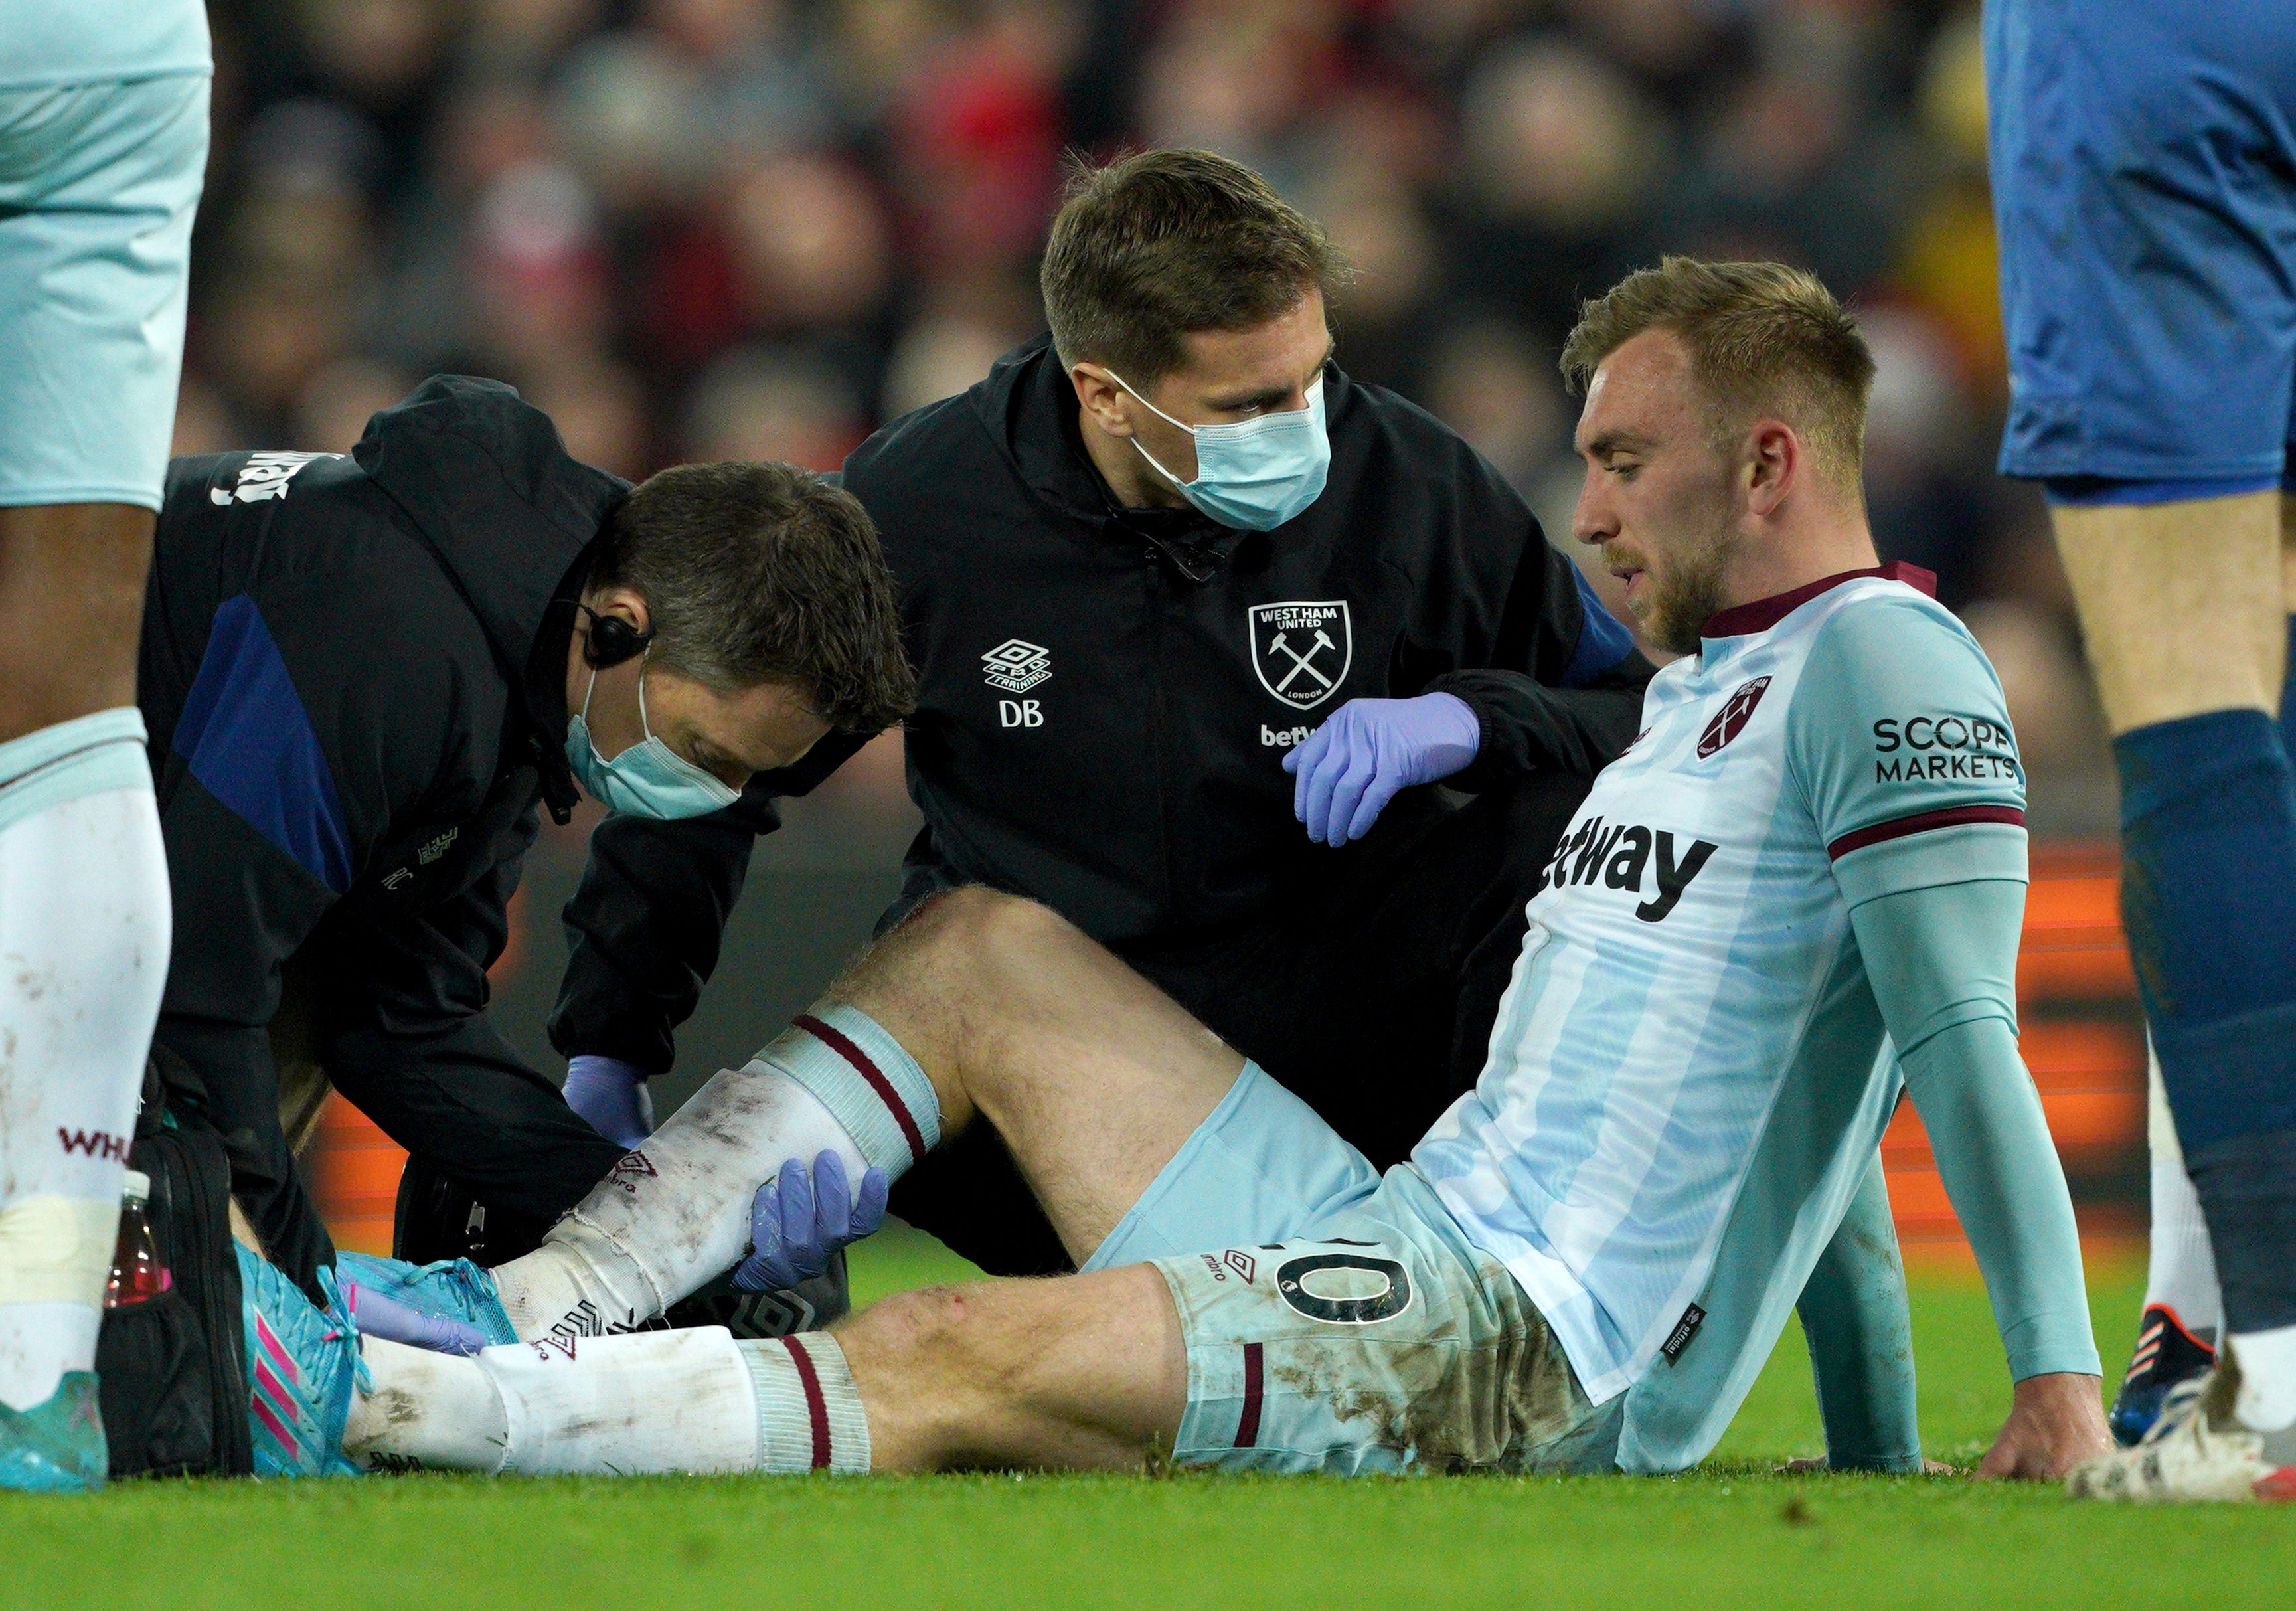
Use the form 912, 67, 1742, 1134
961, 890, 1086, 996
847, 1284, 1013, 1384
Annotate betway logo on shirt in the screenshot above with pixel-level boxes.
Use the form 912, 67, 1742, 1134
1536, 814, 1718, 922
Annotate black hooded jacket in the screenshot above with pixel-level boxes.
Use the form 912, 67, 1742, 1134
141, 376, 859, 1282
550, 335, 1653, 1072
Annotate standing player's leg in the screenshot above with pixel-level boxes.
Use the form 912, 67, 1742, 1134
1989, 0, 2296, 1496
0, 69, 206, 1492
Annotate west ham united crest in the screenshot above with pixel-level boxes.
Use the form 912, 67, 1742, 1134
1697, 675, 1772, 758
1248, 600, 1351, 711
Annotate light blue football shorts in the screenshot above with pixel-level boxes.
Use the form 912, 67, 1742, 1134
1082, 1062, 1599, 1474
0, 71, 208, 511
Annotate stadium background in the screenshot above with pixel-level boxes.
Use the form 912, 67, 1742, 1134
178, 0, 2142, 1260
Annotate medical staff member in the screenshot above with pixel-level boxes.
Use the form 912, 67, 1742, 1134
554, 149, 1651, 1274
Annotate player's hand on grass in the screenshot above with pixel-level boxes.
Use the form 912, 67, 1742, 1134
734, 1151, 890, 1293
1975, 1371, 2112, 1481
1283, 693, 1481, 846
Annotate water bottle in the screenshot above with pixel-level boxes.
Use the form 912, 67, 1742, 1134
104, 1169, 173, 1310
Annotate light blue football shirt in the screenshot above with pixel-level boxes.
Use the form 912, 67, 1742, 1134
1414, 566, 2029, 1406
0, 2, 210, 88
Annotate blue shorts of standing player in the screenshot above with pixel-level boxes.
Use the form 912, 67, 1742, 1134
1989, 0, 2296, 1491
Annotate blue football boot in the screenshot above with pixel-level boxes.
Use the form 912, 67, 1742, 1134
236, 1246, 367, 1478
2109, 1304, 2218, 1447
0, 1373, 107, 1493
334, 1251, 517, 1349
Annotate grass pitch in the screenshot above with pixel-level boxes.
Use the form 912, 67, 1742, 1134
7, 1231, 2291, 1610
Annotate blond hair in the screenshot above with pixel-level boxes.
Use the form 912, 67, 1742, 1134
1560, 257, 1876, 489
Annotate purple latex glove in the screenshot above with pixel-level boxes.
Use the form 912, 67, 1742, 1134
564, 1054, 654, 1149
343, 1282, 487, 1356
734, 1151, 890, 1293
1282, 692, 1481, 846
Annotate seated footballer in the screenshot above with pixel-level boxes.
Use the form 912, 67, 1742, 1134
234, 259, 2116, 1482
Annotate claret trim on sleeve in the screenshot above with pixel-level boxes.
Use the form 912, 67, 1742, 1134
1826, 804, 2026, 861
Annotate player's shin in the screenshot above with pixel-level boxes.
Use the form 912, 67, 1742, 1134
489, 1003, 940, 1340
0, 713, 169, 1427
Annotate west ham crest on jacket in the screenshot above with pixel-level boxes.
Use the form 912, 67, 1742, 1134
1697, 675, 1771, 758
1248, 601, 1351, 710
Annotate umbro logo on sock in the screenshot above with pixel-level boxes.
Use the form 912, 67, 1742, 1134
57, 1128, 128, 1161
605, 1151, 658, 1194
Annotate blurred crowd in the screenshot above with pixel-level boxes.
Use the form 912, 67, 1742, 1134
180, 0, 2109, 788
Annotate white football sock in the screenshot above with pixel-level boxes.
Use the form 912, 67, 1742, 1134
2228, 1325, 2296, 1434
349, 1328, 762, 1475
492, 1003, 939, 1342
2141, 1044, 2222, 1339
344, 1336, 511, 1473
0, 711, 170, 1410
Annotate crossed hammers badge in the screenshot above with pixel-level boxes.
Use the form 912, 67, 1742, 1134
1248, 601, 1353, 711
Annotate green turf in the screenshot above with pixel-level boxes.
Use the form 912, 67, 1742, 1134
5, 1230, 2291, 1610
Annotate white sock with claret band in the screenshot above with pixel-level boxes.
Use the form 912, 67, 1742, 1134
740, 1332, 870, 1473
490, 1003, 940, 1341
347, 1329, 763, 1475
0, 711, 170, 1410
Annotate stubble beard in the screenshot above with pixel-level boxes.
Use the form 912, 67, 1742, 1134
1644, 523, 1737, 657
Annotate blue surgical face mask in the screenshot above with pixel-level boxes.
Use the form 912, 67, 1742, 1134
1109, 370, 1331, 531
564, 654, 744, 820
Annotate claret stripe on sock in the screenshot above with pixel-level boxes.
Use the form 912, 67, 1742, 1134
782, 1335, 834, 1470
1827, 804, 2024, 861
793, 1013, 926, 1166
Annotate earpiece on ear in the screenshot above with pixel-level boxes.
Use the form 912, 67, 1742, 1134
581, 605, 654, 668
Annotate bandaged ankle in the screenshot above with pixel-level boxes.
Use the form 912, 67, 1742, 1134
740, 1332, 870, 1473
0, 1198, 118, 1410
493, 1003, 939, 1341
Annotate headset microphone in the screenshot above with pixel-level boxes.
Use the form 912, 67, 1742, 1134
580, 605, 654, 669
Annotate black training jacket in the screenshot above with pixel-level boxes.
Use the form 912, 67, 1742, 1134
550, 334, 1653, 1074
140, 376, 861, 1283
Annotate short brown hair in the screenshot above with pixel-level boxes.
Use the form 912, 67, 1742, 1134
1040, 148, 1350, 381
593, 461, 914, 733
1560, 257, 1876, 487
